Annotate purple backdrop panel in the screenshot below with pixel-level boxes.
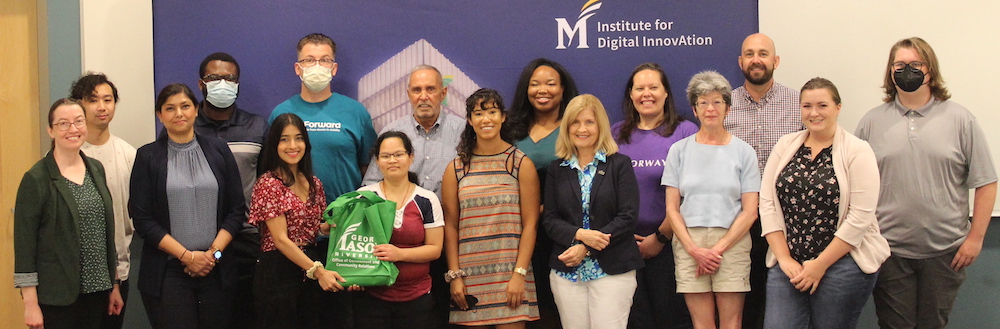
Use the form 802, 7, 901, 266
153, 0, 757, 124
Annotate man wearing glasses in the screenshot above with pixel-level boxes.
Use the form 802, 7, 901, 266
856, 37, 997, 328
725, 33, 802, 329
270, 33, 377, 203
193, 51, 269, 329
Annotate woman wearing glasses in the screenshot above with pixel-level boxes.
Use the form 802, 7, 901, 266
131, 84, 247, 328
351, 131, 445, 329
14, 98, 123, 329
443, 89, 541, 327
661, 71, 760, 329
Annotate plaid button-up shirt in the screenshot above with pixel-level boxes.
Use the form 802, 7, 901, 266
724, 82, 803, 174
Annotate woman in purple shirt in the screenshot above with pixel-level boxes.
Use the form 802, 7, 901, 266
612, 63, 697, 328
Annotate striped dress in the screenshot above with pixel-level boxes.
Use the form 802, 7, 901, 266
450, 146, 540, 325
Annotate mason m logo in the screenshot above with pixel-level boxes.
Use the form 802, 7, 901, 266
555, 0, 602, 49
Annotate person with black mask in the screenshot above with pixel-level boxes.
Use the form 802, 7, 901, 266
855, 37, 997, 329
194, 52, 269, 329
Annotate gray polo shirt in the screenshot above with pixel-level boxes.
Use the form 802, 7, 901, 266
362, 112, 465, 198
855, 98, 997, 259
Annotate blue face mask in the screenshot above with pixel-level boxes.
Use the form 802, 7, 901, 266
205, 80, 239, 108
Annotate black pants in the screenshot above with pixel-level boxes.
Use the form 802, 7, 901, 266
230, 229, 260, 329
253, 249, 322, 328
100, 279, 129, 329
629, 247, 692, 329
742, 220, 767, 329
40, 289, 110, 329
141, 260, 234, 329
354, 292, 435, 329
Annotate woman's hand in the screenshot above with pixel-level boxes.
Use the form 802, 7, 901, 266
107, 284, 124, 315
506, 274, 526, 309
315, 268, 346, 292
450, 277, 469, 310
24, 303, 43, 329
346, 284, 365, 292
790, 259, 828, 294
319, 222, 332, 236
575, 229, 611, 251
776, 257, 803, 281
636, 234, 664, 259
687, 247, 722, 276
183, 251, 215, 277
557, 244, 588, 267
373, 244, 402, 262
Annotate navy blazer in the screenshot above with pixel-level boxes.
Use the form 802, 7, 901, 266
130, 133, 247, 297
542, 152, 643, 274
14, 151, 117, 306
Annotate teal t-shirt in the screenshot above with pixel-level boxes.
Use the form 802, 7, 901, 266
270, 93, 377, 202
516, 127, 561, 198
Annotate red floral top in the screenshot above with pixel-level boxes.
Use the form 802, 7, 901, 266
249, 171, 326, 252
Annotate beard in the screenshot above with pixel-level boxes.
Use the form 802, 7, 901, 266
742, 63, 774, 86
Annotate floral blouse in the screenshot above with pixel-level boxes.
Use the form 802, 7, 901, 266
555, 152, 609, 282
249, 171, 326, 252
776, 145, 840, 263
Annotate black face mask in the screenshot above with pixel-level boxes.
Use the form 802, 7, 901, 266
894, 66, 925, 93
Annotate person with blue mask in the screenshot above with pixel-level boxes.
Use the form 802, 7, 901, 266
195, 52, 270, 329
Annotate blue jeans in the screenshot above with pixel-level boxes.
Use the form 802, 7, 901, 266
764, 255, 877, 329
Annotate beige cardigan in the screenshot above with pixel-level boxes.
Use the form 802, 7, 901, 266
760, 126, 890, 274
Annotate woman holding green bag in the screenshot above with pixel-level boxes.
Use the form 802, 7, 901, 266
249, 113, 346, 328
350, 131, 445, 329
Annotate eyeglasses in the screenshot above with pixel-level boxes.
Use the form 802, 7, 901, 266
297, 58, 336, 67
202, 74, 238, 83
53, 119, 86, 131
695, 100, 726, 110
892, 61, 925, 71
378, 152, 409, 161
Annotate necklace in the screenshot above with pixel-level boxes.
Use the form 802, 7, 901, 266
381, 181, 414, 210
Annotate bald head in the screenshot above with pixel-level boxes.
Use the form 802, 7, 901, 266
408, 65, 448, 129
739, 33, 780, 86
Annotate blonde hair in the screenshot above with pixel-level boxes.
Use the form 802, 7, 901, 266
556, 94, 618, 160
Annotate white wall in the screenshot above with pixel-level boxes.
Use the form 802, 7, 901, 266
79, 0, 155, 147
761, 0, 1000, 215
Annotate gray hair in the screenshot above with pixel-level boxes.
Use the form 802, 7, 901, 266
410, 64, 443, 87
686, 70, 732, 106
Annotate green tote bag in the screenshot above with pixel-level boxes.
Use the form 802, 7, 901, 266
323, 190, 399, 286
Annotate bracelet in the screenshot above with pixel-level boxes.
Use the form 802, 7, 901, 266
180, 250, 190, 263
306, 261, 323, 280
513, 267, 527, 276
444, 269, 467, 283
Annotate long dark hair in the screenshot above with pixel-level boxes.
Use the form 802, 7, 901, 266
616, 62, 682, 144
259, 113, 317, 197
370, 131, 420, 185
503, 58, 579, 142
458, 88, 507, 168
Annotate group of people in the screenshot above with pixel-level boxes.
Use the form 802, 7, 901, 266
13, 31, 995, 329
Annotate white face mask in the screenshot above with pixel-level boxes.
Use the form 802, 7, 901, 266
299, 63, 333, 92
204, 80, 239, 108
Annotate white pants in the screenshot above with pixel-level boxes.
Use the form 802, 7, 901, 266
550, 270, 637, 329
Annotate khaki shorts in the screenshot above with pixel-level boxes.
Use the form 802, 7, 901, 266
672, 227, 751, 293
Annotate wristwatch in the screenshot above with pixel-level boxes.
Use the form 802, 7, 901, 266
210, 247, 223, 262
655, 232, 670, 244
514, 267, 528, 276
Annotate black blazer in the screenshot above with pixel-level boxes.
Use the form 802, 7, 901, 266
130, 133, 247, 297
14, 151, 117, 306
542, 152, 643, 274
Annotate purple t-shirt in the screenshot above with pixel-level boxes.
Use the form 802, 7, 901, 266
612, 120, 698, 236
